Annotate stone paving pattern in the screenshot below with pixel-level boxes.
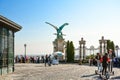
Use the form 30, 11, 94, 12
0, 63, 120, 80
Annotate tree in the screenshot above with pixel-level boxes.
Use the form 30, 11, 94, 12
66, 40, 70, 62
69, 41, 75, 62
107, 40, 115, 52
107, 40, 111, 52
111, 41, 115, 52
66, 41, 75, 62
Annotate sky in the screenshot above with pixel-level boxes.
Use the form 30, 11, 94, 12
0, 0, 120, 56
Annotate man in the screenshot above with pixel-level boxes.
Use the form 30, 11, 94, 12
108, 49, 115, 72
95, 53, 102, 72
48, 54, 52, 66
45, 55, 48, 67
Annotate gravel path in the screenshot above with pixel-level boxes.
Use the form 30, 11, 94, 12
0, 63, 120, 80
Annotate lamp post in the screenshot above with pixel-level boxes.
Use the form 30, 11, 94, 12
116, 45, 119, 57
24, 44, 27, 63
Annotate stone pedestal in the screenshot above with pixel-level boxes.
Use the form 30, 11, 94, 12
53, 38, 66, 60
53, 38, 66, 53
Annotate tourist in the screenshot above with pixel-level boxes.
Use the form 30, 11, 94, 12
95, 53, 102, 72
45, 55, 48, 67
41, 56, 44, 63
108, 49, 115, 72
37, 56, 40, 63
93, 57, 97, 66
15, 55, 19, 63
89, 57, 93, 66
34, 56, 37, 63
100, 53, 109, 75
48, 54, 52, 66
21, 55, 25, 63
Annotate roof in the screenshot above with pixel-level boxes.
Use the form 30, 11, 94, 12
0, 15, 22, 32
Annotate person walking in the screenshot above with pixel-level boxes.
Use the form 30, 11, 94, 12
41, 56, 44, 63
45, 55, 48, 67
48, 54, 52, 66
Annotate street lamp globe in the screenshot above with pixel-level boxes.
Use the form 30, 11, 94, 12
24, 44, 26, 47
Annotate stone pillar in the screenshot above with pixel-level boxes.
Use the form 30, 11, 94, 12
99, 41, 102, 54
103, 42, 106, 53
99, 36, 107, 55
79, 45, 82, 60
115, 45, 119, 57
83, 44, 85, 59
105, 40, 107, 53
79, 38, 86, 64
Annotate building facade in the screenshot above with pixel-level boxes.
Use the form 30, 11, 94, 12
0, 15, 22, 75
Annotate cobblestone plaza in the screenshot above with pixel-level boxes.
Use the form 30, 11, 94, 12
0, 63, 120, 80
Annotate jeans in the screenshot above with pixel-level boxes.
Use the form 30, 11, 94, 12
108, 60, 113, 72
97, 60, 102, 71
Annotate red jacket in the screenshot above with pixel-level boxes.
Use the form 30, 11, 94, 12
100, 56, 110, 63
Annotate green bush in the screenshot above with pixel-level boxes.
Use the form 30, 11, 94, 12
82, 59, 89, 63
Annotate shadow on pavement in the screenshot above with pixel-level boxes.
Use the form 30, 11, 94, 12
81, 74, 96, 77
111, 76, 120, 79
81, 73, 101, 79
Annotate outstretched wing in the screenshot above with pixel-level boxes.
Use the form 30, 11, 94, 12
45, 22, 58, 30
59, 23, 69, 31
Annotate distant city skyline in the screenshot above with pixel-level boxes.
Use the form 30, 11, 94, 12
0, 0, 120, 55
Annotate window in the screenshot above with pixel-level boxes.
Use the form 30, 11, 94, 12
8, 30, 14, 66
0, 27, 14, 67
2, 28, 8, 67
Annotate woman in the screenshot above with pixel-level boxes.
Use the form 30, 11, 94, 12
100, 53, 109, 75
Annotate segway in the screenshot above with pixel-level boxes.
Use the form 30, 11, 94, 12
108, 61, 114, 76
99, 71, 110, 79
108, 71, 114, 76
95, 66, 103, 74
111, 71, 114, 75
95, 70, 101, 75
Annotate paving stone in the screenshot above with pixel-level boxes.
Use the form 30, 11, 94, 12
0, 63, 120, 80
